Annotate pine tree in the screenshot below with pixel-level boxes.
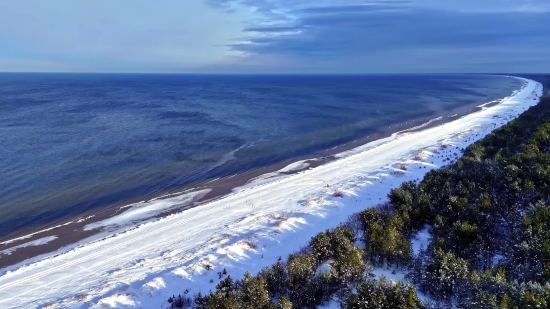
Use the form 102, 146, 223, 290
276, 295, 292, 309
310, 230, 332, 261
331, 246, 365, 285
424, 249, 469, 299
259, 261, 288, 297
499, 294, 518, 309
240, 272, 275, 309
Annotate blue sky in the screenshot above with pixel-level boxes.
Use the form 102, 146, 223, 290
0, 0, 548, 73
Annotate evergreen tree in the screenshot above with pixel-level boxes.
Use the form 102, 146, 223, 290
240, 272, 275, 309
259, 261, 288, 297
424, 249, 469, 300
331, 246, 366, 285
276, 295, 292, 309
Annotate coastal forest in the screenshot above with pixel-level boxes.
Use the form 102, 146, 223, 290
167, 77, 550, 309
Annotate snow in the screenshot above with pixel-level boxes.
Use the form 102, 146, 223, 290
0, 236, 58, 256
316, 260, 334, 275
242, 160, 312, 188
412, 225, 431, 255
278, 160, 311, 173
0, 77, 543, 309
493, 254, 504, 265
370, 266, 433, 303
371, 267, 407, 282
84, 189, 212, 231
96, 294, 136, 308
319, 299, 341, 309
369, 225, 433, 303
0, 223, 70, 246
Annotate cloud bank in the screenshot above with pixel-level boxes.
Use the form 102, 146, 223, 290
0, 0, 548, 72
213, 0, 550, 72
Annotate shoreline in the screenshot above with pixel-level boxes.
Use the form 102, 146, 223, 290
0, 78, 526, 270
0, 77, 543, 308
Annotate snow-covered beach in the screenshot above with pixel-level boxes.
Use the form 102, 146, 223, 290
0, 77, 543, 309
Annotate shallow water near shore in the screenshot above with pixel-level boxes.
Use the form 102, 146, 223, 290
0, 73, 522, 239
0, 77, 542, 309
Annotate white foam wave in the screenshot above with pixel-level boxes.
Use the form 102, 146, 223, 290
84, 189, 211, 231
0, 236, 58, 256
0, 77, 543, 309
241, 160, 312, 190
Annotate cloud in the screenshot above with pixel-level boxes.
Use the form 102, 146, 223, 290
0, 0, 548, 72
235, 10, 548, 53
217, 0, 550, 72
0, 0, 252, 72
244, 26, 303, 32
291, 4, 409, 14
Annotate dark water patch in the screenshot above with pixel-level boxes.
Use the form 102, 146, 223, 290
0, 73, 523, 239
157, 111, 210, 120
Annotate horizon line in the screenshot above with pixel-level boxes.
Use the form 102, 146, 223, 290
0, 72, 545, 75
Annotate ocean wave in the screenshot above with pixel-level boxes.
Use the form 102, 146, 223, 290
0, 78, 540, 309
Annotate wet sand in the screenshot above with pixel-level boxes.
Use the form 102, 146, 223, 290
0, 96, 508, 270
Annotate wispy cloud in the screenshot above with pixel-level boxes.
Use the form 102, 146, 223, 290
213, 0, 550, 72
0, 0, 253, 72
0, 0, 547, 72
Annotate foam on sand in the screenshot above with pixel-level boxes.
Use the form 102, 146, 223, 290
83, 189, 212, 232
242, 159, 313, 188
0, 236, 58, 257
0, 77, 543, 309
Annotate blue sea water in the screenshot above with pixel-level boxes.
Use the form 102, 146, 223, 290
0, 74, 522, 238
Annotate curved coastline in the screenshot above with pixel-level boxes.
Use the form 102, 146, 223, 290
3, 75, 523, 242
0, 76, 533, 267
0, 77, 543, 308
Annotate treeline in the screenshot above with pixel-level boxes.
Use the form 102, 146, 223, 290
169, 224, 424, 309
167, 83, 550, 308
360, 83, 550, 307
394, 92, 550, 307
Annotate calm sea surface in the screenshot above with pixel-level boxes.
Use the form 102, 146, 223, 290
0, 74, 522, 237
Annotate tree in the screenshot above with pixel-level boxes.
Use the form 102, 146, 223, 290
344, 277, 422, 309
277, 295, 292, 309
332, 226, 356, 258
499, 294, 518, 309
331, 246, 366, 285
259, 262, 288, 297
424, 249, 469, 299
286, 253, 322, 307
240, 272, 275, 309
168, 294, 192, 309
287, 253, 316, 285
205, 291, 241, 309
448, 221, 479, 259
506, 201, 550, 283
366, 213, 411, 266
309, 230, 332, 261
309, 226, 356, 263
471, 292, 498, 309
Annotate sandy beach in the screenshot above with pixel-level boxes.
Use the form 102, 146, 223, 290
0, 77, 543, 308
0, 81, 505, 269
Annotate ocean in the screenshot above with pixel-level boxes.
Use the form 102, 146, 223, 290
0, 74, 522, 239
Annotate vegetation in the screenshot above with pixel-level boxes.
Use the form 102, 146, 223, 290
167, 80, 550, 308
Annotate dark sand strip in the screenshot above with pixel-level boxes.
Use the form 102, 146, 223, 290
0, 97, 507, 271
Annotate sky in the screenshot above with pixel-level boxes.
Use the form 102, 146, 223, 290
0, 0, 548, 73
